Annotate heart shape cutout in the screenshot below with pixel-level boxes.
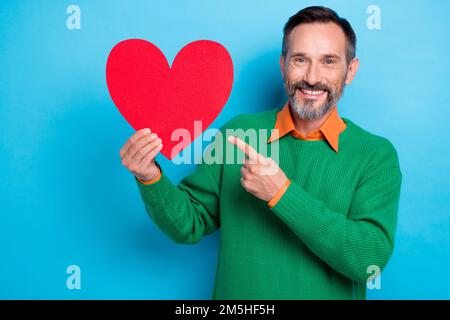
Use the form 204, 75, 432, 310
106, 39, 234, 160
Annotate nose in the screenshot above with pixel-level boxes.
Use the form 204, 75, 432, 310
304, 61, 320, 85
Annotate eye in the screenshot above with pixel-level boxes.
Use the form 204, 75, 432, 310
324, 59, 336, 65
294, 57, 305, 63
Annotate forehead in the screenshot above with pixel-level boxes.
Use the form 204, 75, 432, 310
287, 22, 347, 57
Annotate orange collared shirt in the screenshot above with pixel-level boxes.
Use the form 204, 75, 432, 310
266, 102, 347, 207
267, 102, 347, 152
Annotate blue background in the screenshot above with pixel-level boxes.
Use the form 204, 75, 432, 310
1, 0, 449, 299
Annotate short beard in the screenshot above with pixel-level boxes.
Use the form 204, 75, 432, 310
285, 78, 345, 120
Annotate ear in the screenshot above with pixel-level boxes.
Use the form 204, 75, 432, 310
279, 55, 285, 79
345, 57, 359, 85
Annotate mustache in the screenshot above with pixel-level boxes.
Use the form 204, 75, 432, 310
287, 80, 331, 93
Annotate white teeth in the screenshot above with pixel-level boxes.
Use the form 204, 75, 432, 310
301, 89, 324, 96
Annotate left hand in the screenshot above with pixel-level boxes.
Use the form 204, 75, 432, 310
227, 136, 288, 202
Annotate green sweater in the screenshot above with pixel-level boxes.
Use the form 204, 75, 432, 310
136, 107, 402, 300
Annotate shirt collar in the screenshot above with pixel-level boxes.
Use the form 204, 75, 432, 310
267, 102, 347, 152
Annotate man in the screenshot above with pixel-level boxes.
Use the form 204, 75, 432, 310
119, 6, 402, 299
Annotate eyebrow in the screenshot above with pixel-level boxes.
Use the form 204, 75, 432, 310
323, 54, 341, 60
290, 52, 342, 61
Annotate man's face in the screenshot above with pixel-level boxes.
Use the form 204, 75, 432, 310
281, 22, 358, 120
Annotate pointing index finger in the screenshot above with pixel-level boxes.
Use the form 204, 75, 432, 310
227, 136, 260, 162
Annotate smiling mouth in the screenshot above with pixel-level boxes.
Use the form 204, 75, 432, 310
297, 88, 327, 99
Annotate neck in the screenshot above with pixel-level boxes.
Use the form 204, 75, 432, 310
289, 104, 337, 137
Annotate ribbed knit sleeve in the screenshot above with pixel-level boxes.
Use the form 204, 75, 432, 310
270, 141, 402, 283
136, 159, 221, 244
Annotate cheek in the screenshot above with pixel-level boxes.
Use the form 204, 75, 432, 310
284, 65, 305, 82
323, 69, 347, 87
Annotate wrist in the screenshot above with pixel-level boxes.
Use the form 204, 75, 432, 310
268, 178, 291, 208
137, 162, 162, 185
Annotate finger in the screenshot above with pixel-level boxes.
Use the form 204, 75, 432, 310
133, 138, 162, 163
240, 177, 248, 191
240, 166, 252, 179
125, 140, 161, 173
120, 128, 150, 158
129, 134, 159, 160
227, 136, 260, 163
120, 128, 151, 158
243, 162, 261, 175
121, 136, 157, 167
138, 142, 163, 168
136, 139, 162, 162
240, 177, 255, 193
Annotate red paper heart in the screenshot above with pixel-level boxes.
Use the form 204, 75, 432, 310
106, 39, 233, 159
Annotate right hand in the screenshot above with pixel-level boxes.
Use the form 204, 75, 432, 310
120, 128, 163, 182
